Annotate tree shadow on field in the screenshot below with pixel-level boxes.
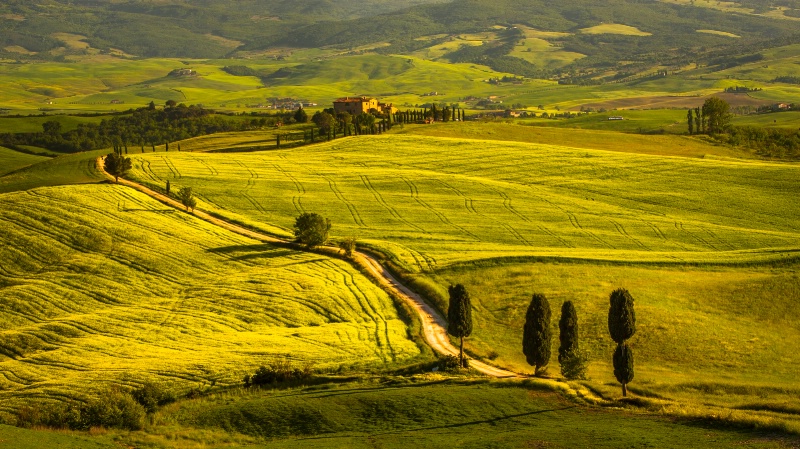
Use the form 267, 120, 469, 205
206, 243, 305, 263
122, 208, 178, 214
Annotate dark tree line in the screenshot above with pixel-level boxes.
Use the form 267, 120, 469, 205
1, 105, 292, 154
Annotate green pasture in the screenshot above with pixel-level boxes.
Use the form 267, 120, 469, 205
527, 109, 688, 133
433, 262, 800, 417
399, 122, 750, 158
0, 146, 48, 176
0, 425, 114, 448
128, 134, 800, 272
87, 379, 794, 449
0, 150, 105, 194
733, 111, 800, 128
579, 24, 652, 36
0, 115, 110, 134
0, 184, 419, 418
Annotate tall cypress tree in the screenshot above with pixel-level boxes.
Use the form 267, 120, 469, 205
694, 108, 701, 134
523, 293, 551, 376
687, 109, 694, 135
608, 288, 636, 396
558, 301, 578, 364
559, 301, 586, 379
447, 284, 473, 367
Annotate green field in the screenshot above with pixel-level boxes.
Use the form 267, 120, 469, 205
18, 379, 794, 449
398, 122, 750, 158
0, 146, 49, 176
432, 262, 800, 416
0, 150, 106, 194
127, 134, 800, 271
0, 115, 111, 134
0, 184, 420, 418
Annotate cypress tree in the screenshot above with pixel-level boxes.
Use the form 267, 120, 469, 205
608, 289, 636, 344
613, 343, 634, 396
447, 284, 473, 367
687, 109, 694, 135
523, 293, 551, 376
608, 288, 636, 396
166, 180, 171, 195
558, 301, 578, 365
694, 108, 701, 134
166, 142, 169, 152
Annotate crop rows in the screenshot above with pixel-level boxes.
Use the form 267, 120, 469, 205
129, 135, 800, 271
0, 185, 419, 414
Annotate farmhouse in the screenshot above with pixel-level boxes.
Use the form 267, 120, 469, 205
334, 96, 397, 115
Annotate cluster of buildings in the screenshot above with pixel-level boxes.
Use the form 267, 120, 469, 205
333, 97, 397, 115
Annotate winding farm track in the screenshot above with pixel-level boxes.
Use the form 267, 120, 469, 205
97, 158, 517, 378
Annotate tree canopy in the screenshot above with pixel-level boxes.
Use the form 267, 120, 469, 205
104, 152, 132, 183
293, 213, 331, 248
702, 97, 732, 135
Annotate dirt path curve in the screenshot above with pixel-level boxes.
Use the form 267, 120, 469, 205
98, 158, 517, 378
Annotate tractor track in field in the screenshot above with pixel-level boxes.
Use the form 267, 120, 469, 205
97, 157, 522, 380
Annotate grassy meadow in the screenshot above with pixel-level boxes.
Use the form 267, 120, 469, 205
127, 134, 800, 271
432, 262, 800, 415
0, 146, 49, 176
0, 184, 420, 419
61, 379, 796, 449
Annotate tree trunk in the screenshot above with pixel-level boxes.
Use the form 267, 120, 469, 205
622, 383, 627, 397
459, 336, 464, 367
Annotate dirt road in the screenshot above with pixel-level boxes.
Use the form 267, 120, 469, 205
97, 158, 517, 378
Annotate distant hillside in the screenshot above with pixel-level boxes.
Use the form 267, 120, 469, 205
2, 0, 800, 78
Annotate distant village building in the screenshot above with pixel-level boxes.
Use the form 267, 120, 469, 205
333, 96, 397, 115
169, 68, 197, 77
608, 116, 624, 120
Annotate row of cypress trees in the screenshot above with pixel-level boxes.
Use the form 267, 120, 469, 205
446, 284, 637, 396
523, 288, 637, 396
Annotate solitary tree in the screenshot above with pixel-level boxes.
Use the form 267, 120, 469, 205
447, 284, 473, 368
702, 96, 731, 135
166, 180, 171, 195
523, 293, 551, 376
104, 152, 132, 183
293, 212, 331, 248
178, 186, 196, 212
608, 288, 636, 396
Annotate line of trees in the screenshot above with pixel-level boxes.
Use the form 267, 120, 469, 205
447, 284, 638, 396
1, 103, 292, 154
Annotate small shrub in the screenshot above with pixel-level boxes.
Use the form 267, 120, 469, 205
439, 354, 469, 372
80, 387, 146, 430
17, 387, 146, 431
246, 359, 313, 387
132, 381, 176, 414
338, 236, 357, 257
